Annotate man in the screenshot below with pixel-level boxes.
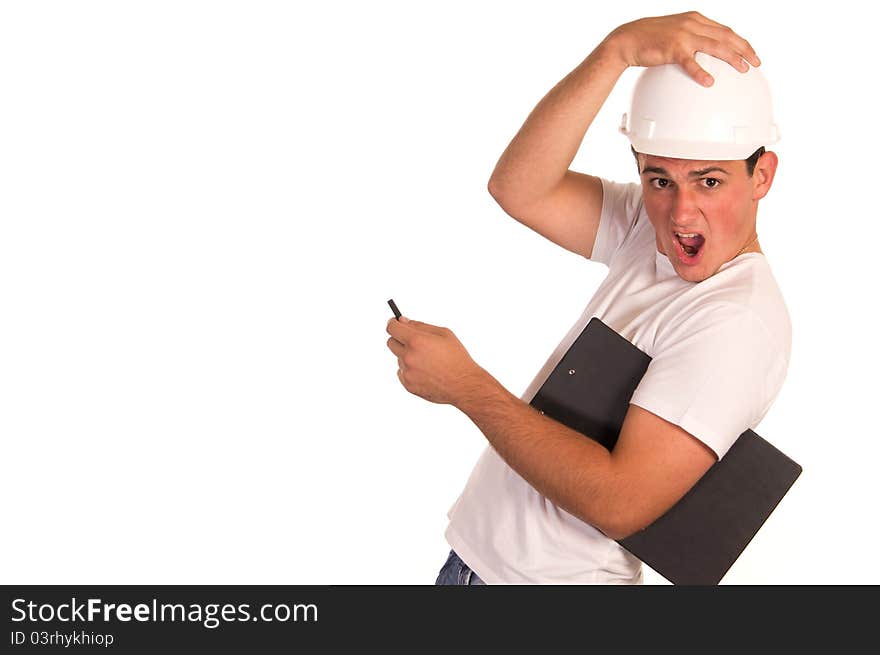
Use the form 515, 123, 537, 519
386, 11, 790, 584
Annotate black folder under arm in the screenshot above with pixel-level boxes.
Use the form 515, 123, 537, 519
528, 317, 801, 585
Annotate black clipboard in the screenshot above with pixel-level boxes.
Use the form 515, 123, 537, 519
529, 317, 802, 585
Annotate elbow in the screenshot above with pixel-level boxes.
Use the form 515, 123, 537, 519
596, 501, 654, 542
602, 520, 645, 542
486, 175, 522, 217
597, 520, 632, 542
487, 175, 504, 202
487, 166, 519, 205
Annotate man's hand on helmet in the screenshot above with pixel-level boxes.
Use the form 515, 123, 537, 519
603, 11, 760, 87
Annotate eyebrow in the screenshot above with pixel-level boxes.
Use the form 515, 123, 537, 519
640, 165, 731, 176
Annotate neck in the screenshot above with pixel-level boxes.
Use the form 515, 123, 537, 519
736, 232, 761, 257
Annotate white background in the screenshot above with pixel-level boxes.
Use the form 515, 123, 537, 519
1, 1, 876, 585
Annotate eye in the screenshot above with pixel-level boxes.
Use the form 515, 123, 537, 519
649, 178, 671, 189
702, 177, 722, 189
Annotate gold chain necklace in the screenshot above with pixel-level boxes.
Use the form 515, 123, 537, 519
735, 233, 759, 258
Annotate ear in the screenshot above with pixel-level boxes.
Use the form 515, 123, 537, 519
752, 150, 778, 201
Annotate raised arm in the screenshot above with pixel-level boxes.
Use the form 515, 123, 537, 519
486, 41, 625, 260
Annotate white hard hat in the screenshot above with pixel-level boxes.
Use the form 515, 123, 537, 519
619, 51, 780, 160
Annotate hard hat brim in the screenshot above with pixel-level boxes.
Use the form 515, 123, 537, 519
627, 136, 773, 161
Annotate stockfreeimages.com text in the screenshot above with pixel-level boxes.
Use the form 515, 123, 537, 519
11, 597, 317, 629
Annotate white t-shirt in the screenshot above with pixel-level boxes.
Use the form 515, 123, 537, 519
444, 176, 792, 584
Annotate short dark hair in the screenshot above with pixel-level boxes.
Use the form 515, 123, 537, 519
631, 145, 766, 177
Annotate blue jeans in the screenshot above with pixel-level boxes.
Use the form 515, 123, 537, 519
435, 549, 487, 585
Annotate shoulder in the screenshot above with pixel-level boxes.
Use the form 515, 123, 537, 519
599, 178, 645, 230
656, 300, 770, 351
668, 257, 792, 362
592, 178, 648, 266
599, 177, 643, 210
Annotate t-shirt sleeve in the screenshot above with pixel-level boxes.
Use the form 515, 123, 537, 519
589, 177, 643, 266
628, 303, 788, 460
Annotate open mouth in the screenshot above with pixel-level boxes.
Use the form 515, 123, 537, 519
674, 231, 706, 258
671, 230, 706, 266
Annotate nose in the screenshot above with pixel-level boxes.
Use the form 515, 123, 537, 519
671, 187, 701, 223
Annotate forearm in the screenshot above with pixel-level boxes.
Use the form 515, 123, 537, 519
455, 368, 625, 539
487, 36, 628, 204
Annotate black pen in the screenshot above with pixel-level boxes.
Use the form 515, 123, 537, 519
387, 298, 401, 320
